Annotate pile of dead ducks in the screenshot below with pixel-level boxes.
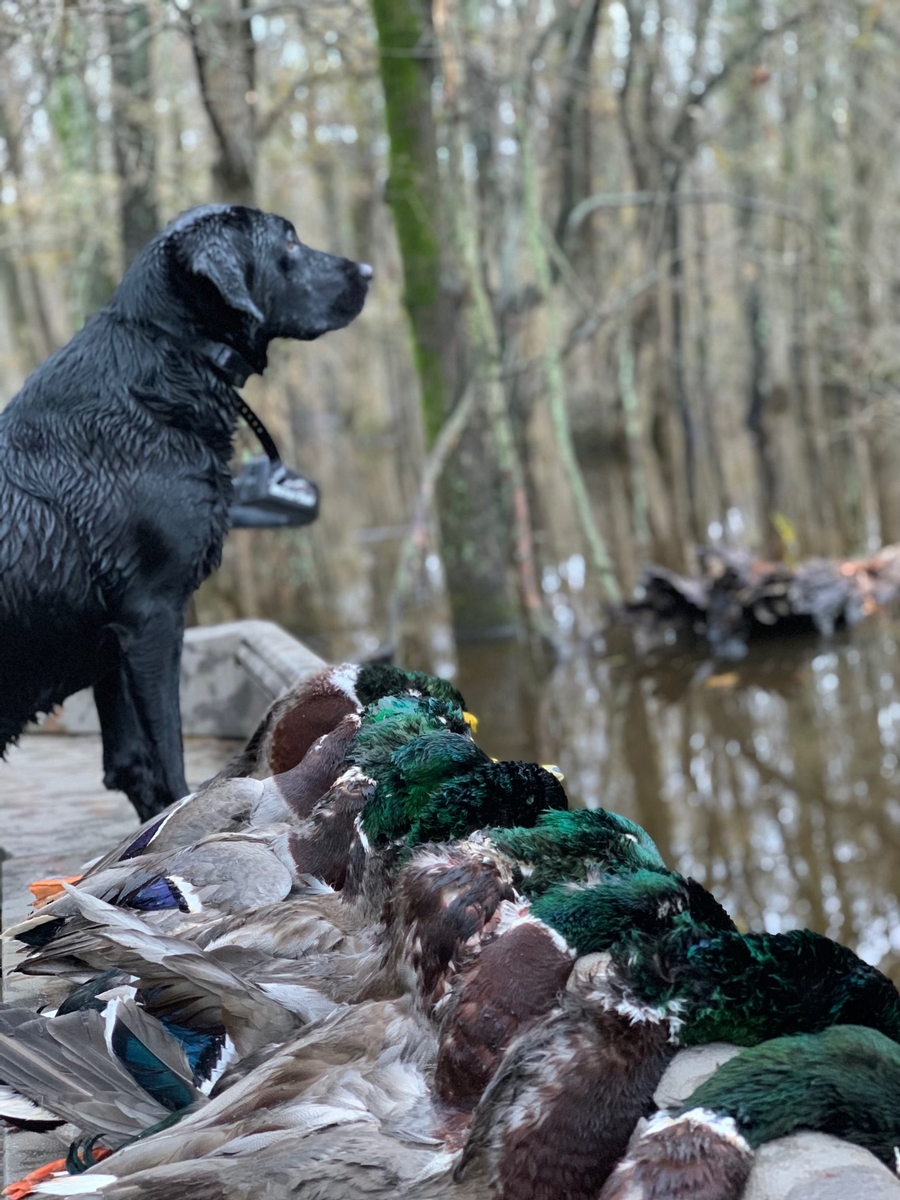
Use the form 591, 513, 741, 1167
3, 661, 900, 1200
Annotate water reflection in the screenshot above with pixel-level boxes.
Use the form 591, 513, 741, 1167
457, 616, 900, 984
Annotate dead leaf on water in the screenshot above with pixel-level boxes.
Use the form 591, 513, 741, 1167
705, 672, 740, 689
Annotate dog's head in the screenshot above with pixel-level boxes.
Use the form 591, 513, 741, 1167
120, 205, 372, 373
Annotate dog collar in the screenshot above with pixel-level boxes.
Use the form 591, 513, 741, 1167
146, 317, 258, 387
144, 320, 281, 460
191, 337, 257, 388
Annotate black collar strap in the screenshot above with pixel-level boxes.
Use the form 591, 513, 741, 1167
146, 315, 258, 388
235, 396, 283, 466
191, 336, 257, 388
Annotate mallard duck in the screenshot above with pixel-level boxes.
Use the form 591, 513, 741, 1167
268, 692, 474, 827
609, 924, 900, 1048
18, 744, 570, 1008
431, 866, 730, 1112
269, 695, 479, 879
27, 963, 680, 1200
323, 736, 568, 938
32, 1126, 455, 1200
151, 730, 564, 926
13, 698, 475, 968
79, 1129, 459, 1199
483, 806, 668, 895
379, 806, 701, 1018
42, 993, 657, 1200
383, 819, 726, 1016
24, 968, 669, 1200
9, 830, 301, 964
598, 1024, 900, 1200
198, 795, 518, 1015
453, 960, 681, 1200
220, 661, 475, 779
11, 743, 562, 1000
37, 888, 336, 1052
25, 689, 475, 913
62, 693, 474, 887
25, 774, 296, 909
357, 730, 568, 848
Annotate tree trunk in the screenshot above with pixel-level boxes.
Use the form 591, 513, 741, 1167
187, 0, 257, 205
849, 11, 900, 546
372, 0, 521, 639
370, 0, 460, 445
662, 192, 699, 540
107, 3, 160, 266
0, 100, 58, 365
552, 0, 602, 263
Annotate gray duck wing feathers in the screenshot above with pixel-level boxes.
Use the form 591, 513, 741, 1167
0, 1000, 194, 1140
58, 887, 313, 1055
80, 778, 271, 877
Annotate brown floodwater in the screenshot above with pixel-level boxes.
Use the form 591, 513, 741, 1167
456, 615, 900, 985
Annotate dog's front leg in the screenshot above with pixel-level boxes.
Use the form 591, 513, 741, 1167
94, 611, 189, 820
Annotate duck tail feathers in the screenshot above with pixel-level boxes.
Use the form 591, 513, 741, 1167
59, 887, 298, 1052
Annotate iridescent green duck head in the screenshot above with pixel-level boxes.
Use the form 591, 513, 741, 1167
610, 924, 900, 1049
531, 869, 736, 955
600, 1023, 900, 1200
354, 662, 471, 719
483, 806, 667, 896
352, 694, 472, 770
221, 660, 474, 779
358, 730, 568, 845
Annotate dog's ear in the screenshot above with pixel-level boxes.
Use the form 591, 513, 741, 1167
185, 235, 264, 324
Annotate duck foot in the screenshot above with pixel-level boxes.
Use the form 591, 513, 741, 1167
28, 876, 84, 907
3, 1146, 111, 1199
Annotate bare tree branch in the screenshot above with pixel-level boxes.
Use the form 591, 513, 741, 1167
567, 188, 815, 235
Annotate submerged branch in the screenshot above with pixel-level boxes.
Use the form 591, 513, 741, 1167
386, 383, 477, 649
520, 121, 622, 607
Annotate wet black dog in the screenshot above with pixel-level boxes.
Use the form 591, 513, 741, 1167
0, 205, 371, 819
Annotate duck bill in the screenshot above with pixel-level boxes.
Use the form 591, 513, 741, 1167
464, 711, 479, 734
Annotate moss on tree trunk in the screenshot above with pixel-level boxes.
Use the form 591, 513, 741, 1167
371, 0, 522, 640
371, 0, 450, 447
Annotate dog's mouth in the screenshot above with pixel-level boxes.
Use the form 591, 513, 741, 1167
268, 256, 373, 342
335, 274, 371, 323
339, 260, 373, 314
307, 262, 373, 336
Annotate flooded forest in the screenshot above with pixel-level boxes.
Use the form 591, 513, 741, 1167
4, 0, 900, 978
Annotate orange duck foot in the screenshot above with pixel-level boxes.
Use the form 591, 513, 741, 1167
3, 1157, 68, 1199
3, 1147, 111, 1198
28, 875, 84, 907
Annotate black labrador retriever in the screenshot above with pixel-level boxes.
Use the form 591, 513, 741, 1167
0, 204, 370, 819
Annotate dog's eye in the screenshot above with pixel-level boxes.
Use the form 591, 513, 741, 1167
286, 233, 301, 253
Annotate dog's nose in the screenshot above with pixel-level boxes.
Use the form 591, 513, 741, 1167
358, 263, 374, 281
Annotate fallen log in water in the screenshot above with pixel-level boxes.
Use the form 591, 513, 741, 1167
622, 545, 900, 656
